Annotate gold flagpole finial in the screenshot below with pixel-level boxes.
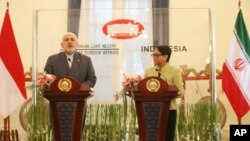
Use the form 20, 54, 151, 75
238, 0, 241, 9
6, 1, 9, 8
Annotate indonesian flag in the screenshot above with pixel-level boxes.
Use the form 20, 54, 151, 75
222, 9, 250, 118
0, 9, 27, 118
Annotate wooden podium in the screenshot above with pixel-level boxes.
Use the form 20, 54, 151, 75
44, 76, 92, 141
130, 76, 178, 141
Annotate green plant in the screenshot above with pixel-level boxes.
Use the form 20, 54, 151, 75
25, 73, 56, 141
177, 103, 221, 141
82, 103, 138, 141
26, 90, 52, 141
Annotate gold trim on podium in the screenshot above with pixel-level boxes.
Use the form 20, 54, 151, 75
146, 78, 160, 92
58, 78, 72, 92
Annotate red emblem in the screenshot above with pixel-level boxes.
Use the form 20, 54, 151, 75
234, 58, 246, 71
102, 19, 144, 39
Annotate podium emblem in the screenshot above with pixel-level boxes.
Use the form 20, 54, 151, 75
58, 78, 72, 92
146, 78, 160, 92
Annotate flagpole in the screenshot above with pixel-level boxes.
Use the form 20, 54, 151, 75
0, 2, 22, 140
237, 0, 241, 126
3, 3, 11, 141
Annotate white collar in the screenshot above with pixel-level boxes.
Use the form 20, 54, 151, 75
66, 53, 74, 61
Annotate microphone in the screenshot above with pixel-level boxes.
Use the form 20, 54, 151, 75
68, 58, 71, 62
155, 68, 161, 77
155, 68, 167, 81
68, 58, 72, 68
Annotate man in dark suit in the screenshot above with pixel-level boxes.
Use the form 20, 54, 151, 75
44, 32, 97, 88
44, 32, 97, 139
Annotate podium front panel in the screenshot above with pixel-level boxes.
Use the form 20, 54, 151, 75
57, 102, 76, 140
144, 102, 162, 141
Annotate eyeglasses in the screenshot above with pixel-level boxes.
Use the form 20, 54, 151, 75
151, 53, 162, 57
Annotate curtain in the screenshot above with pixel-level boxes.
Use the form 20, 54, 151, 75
68, 0, 82, 36
152, 0, 169, 46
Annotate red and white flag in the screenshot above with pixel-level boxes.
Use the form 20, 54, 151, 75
0, 9, 27, 118
222, 9, 250, 118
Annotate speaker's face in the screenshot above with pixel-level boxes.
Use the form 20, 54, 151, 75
152, 48, 167, 67
61, 32, 78, 55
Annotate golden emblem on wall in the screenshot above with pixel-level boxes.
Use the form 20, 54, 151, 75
58, 78, 72, 92
146, 78, 160, 92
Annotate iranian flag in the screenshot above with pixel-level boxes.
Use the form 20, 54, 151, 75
222, 9, 250, 119
0, 9, 27, 118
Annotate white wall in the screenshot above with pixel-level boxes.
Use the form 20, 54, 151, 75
0, 0, 249, 140
0, 0, 68, 71
0, 0, 68, 140
171, 0, 250, 67
170, 0, 250, 139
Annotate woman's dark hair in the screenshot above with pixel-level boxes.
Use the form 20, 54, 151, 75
154, 45, 172, 62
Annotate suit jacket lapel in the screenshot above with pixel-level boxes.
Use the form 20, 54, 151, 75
70, 52, 81, 72
59, 52, 70, 74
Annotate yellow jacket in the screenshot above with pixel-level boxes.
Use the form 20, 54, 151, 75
145, 64, 184, 110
